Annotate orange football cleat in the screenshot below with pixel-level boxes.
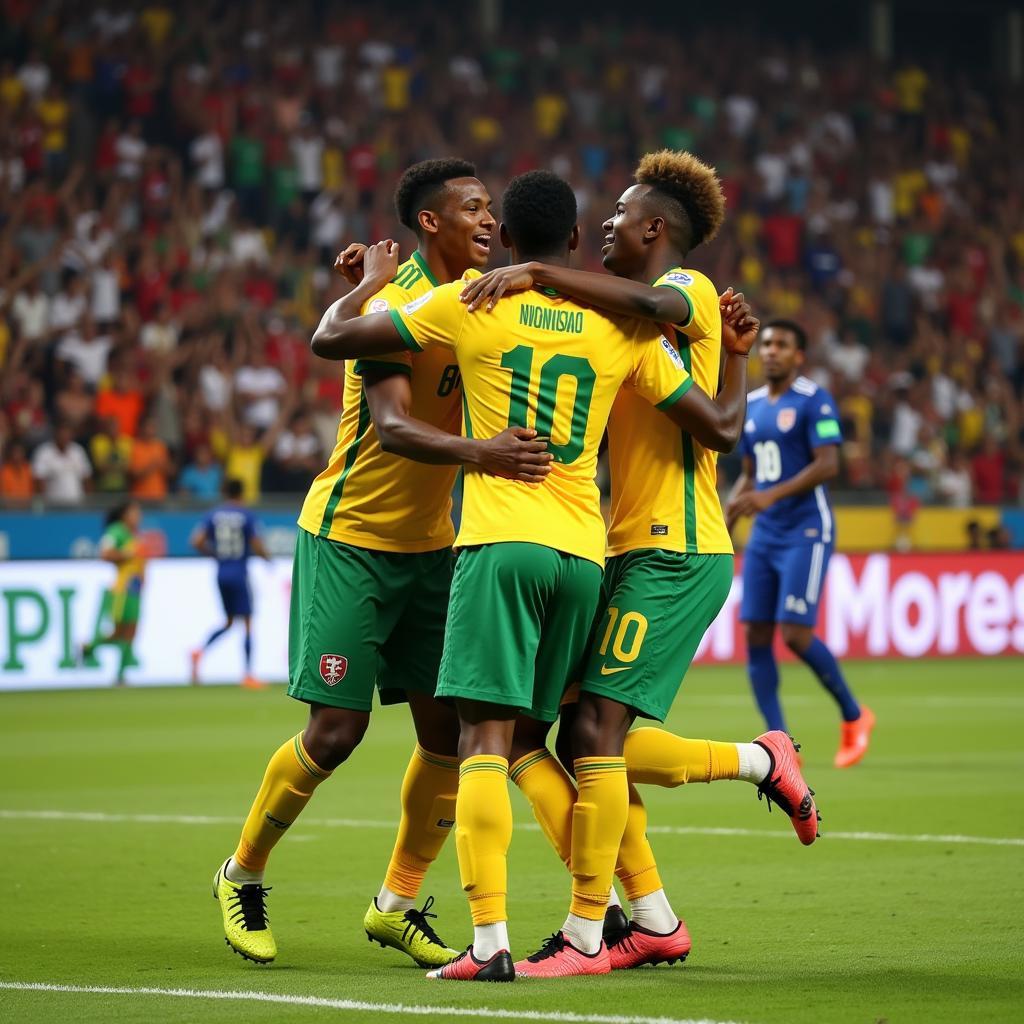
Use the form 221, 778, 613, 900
835, 705, 875, 768
189, 650, 202, 685
514, 932, 610, 978
426, 945, 514, 981
754, 730, 820, 845
241, 675, 267, 690
607, 920, 691, 970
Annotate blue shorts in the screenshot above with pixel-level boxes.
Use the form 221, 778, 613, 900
740, 535, 832, 627
217, 574, 253, 618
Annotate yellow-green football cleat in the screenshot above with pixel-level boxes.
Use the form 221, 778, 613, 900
213, 859, 276, 964
363, 895, 460, 968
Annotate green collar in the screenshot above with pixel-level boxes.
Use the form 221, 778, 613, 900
412, 250, 440, 287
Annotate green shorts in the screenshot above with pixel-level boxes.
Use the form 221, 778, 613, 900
287, 529, 453, 712
579, 549, 734, 721
436, 543, 602, 722
110, 585, 141, 627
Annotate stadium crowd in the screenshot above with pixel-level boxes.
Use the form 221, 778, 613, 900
0, 2, 1021, 508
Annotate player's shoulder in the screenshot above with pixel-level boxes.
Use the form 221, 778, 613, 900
654, 267, 714, 294
747, 384, 769, 404
791, 375, 820, 398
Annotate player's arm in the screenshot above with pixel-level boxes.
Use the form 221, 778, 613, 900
730, 445, 839, 518
724, 455, 755, 531
656, 296, 758, 452
460, 263, 692, 327
362, 367, 552, 482
99, 536, 132, 565
190, 524, 213, 556
311, 241, 408, 360
251, 535, 272, 561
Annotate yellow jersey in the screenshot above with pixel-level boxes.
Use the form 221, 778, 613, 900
390, 281, 692, 566
606, 267, 733, 557
298, 251, 466, 553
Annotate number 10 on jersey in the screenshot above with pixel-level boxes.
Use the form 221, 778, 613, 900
501, 345, 595, 465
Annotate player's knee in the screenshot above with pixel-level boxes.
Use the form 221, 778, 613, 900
780, 625, 811, 654
745, 623, 775, 648
303, 708, 370, 770
571, 696, 630, 759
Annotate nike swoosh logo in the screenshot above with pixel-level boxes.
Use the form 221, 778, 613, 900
599, 665, 630, 676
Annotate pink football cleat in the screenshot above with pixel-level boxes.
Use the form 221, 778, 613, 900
754, 730, 820, 845
514, 932, 610, 978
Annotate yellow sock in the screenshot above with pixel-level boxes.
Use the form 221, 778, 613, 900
569, 756, 628, 921
383, 745, 459, 899
510, 747, 575, 869
454, 755, 512, 925
624, 728, 740, 786
615, 783, 663, 901
233, 733, 331, 872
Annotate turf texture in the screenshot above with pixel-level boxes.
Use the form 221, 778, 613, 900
1, 658, 1022, 1023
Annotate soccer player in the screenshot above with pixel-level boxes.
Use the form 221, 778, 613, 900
212, 159, 550, 968
725, 319, 875, 768
189, 478, 271, 688
81, 499, 146, 686
462, 152, 818, 973
309, 169, 756, 981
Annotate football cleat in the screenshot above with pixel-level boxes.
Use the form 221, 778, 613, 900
603, 904, 630, 947
241, 675, 268, 690
189, 649, 202, 685
514, 931, 610, 978
607, 920, 691, 970
363, 896, 460, 968
835, 705, 875, 768
425, 945, 515, 981
754, 730, 820, 845
213, 859, 276, 963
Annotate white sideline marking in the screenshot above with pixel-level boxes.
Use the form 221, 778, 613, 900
0, 981, 745, 1024
2, 808, 1022, 848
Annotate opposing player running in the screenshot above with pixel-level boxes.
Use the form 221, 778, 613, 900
726, 319, 874, 767
309, 169, 757, 981
463, 152, 818, 974
212, 159, 548, 968
190, 478, 271, 688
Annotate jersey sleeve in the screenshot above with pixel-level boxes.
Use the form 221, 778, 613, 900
388, 282, 469, 352
806, 390, 843, 448
653, 270, 718, 341
355, 281, 414, 376
625, 331, 693, 409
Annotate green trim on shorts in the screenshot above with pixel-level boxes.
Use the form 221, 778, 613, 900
436, 543, 601, 722
580, 550, 733, 721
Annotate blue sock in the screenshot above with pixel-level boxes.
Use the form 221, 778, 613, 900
748, 645, 786, 732
243, 633, 252, 673
796, 637, 861, 722
204, 624, 231, 649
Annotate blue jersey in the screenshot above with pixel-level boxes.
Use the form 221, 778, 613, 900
740, 376, 842, 544
202, 505, 258, 580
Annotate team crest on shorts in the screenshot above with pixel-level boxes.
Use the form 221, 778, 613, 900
777, 408, 797, 432
319, 654, 349, 686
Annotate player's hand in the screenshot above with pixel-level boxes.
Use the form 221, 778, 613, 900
719, 287, 760, 356
731, 490, 775, 517
334, 243, 368, 284
362, 240, 400, 286
460, 263, 538, 312
474, 427, 553, 483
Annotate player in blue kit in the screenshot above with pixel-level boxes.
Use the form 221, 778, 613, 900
726, 320, 874, 768
190, 478, 272, 689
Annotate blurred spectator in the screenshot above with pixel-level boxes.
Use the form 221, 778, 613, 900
56, 317, 113, 387
54, 371, 96, 436
971, 438, 1007, 505
266, 411, 322, 492
129, 417, 173, 500
0, 439, 34, 504
96, 365, 145, 438
235, 342, 287, 430
31, 422, 91, 505
935, 450, 973, 508
90, 418, 133, 494
179, 443, 223, 501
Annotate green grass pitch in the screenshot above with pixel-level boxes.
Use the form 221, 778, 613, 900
1, 658, 1022, 1024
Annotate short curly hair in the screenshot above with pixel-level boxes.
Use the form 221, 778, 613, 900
634, 150, 726, 251
394, 158, 477, 233
501, 170, 577, 256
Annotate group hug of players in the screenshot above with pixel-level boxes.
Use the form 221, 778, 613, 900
212, 151, 874, 981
